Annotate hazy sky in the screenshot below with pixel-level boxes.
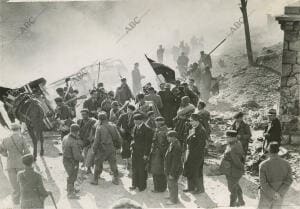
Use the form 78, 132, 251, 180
0, 0, 294, 88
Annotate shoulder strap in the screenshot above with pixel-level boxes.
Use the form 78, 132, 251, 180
11, 135, 24, 156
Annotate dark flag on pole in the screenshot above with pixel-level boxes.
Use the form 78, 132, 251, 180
145, 55, 176, 84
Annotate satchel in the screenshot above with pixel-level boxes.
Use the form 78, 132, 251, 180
219, 156, 231, 175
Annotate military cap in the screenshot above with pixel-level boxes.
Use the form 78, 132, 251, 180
90, 89, 97, 94
133, 114, 144, 120
268, 109, 277, 115
121, 78, 127, 81
56, 87, 64, 92
10, 123, 21, 131
167, 130, 178, 138
148, 87, 155, 91
164, 83, 171, 89
225, 130, 238, 137
112, 101, 119, 107
155, 116, 165, 122
65, 78, 71, 82
97, 82, 104, 87
80, 108, 89, 113
22, 154, 34, 166
54, 97, 63, 103
70, 124, 80, 132
190, 113, 201, 121
108, 91, 114, 96
98, 111, 108, 121
147, 111, 155, 117
233, 111, 244, 119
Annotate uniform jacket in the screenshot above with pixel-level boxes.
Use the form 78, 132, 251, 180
196, 109, 211, 135
55, 104, 71, 120
164, 140, 183, 178
18, 167, 48, 209
150, 125, 169, 175
223, 141, 245, 178
232, 121, 251, 144
115, 84, 134, 105
259, 155, 293, 201
264, 118, 282, 143
92, 122, 122, 159
0, 133, 30, 169
132, 123, 154, 158
77, 118, 97, 146
117, 112, 135, 137
62, 134, 83, 162
183, 124, 207, 178
83, 97, 99, 118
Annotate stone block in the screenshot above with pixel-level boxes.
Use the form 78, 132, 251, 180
284, 41, 289, 49
283, 50, 297, 64
292, 64, 300, 74
285, 6, 300, 15
281, 76, 289, 87
287, 76, 299, 87
289, 39, 300, 50
282, 64, 293, 76
285, 31, 299, 41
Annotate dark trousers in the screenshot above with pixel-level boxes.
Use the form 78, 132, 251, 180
8, 168, 22, 204
63, 157, 79, 194
226, 176, 243, 205
187, 160, 204, 192
167, 178, 179, 203
132, 154, 147, 191
94, 150, 118, 180
153, 174, 167, 192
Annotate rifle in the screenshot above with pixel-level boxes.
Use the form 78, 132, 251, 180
208, 38, 227, 55
49, 192, 58, 209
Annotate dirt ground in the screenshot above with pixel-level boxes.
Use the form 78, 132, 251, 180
0, 131, 299, 209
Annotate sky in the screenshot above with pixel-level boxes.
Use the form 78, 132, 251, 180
0, 0, 295, 89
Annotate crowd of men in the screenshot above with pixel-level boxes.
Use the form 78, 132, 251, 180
0, 46, 294, 208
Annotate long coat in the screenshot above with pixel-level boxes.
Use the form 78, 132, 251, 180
158, 90, 177, 127
18, 167, 48, 209
115, 84, 134, 105
132, 123, 154, 158
264, 118, 282, 145
164, 140, 183, 179
258, 155, 293, 209
117, 112, 135, 158
149, 126, 169, 175
183, 124, 207, 178
196, 109, 211, 136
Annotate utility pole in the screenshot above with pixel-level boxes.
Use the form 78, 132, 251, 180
240, 0, 254, 65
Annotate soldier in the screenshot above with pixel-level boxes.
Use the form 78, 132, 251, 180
132, 63, 145, 96
157, 44, 165, 63
145, 87, 163, 113
91, 112, 121, 185
130, 114, 154, 192
115, 78, 134, 105
232, 112, 252, 155
195, 100, 211, 138
0, 123, 30, 204
77, 109, 97, 173
199, 51, 212, 70
188, 78, 200, 97
55, 97, 73, 139
183, 113, 207, 194
158, 83, 177, 128
177, 52, 189, 78
220, 130, 245, 207
145, 111, 156, 130
116, 104, 136, 169
258, 142, 293, 209
164, 130, 183, 205
149, 117, 169, 193
18, 154, 50, 209
62, 124, 84, 199
83, 90, 100, 119
264, 109, 282, 148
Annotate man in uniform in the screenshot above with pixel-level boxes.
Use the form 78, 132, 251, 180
149, 117, 169, 193
55, 97, 73, 139
199, 51, 212, 70
115, 78, 134, 105
77, 109, 97, 173
62, 124, 84, 199
264, 109, 282, 149
177, 52, 189, 78
145, 87, 163, 114
164, 130, 183, 205
83, 89, 100, 119
0, 123, 30, 204
91, 112, 121, 185
231, 112, 252, 155
258, 142, 293, 209
130, 114, 154, 192
188, 78, 200, 97
157, 45, 165, 63
18, 154, 50, 209
132, 63, 145, 96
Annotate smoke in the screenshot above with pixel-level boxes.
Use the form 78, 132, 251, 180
0, 0, 292, 88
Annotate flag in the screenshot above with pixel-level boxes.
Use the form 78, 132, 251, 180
145, 55, 176, 84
